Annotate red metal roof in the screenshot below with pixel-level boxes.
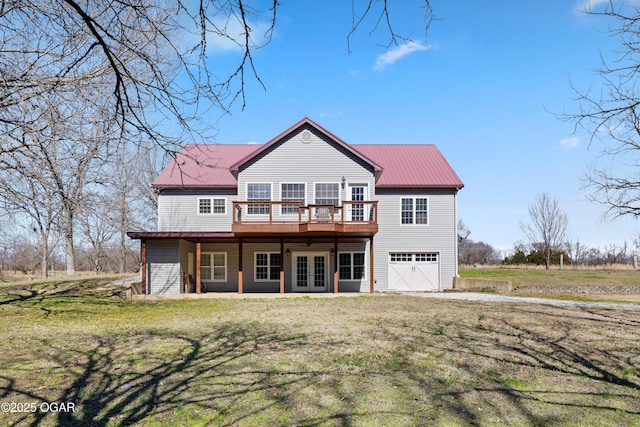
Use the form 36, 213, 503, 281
153, 121, 463, 190
153, 144, 258, 189
355, 144, 464, 189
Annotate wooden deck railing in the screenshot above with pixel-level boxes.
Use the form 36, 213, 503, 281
232, 201, 378, 233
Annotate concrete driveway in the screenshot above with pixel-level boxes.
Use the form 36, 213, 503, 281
400, 291, 640, 311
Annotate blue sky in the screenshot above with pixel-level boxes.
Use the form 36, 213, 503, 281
200, 0, 639, 252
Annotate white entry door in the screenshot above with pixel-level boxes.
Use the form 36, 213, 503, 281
346, 184, 368, 221
388, 252, 439, 291
292, 252, 329, 292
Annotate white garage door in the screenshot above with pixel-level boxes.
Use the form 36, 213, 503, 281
388, 252, 439, 291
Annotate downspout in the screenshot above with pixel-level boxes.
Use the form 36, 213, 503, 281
454, 190, 459, 279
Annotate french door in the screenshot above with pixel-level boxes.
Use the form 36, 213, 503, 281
292, 252, 329, 292
347, 184, 368, 222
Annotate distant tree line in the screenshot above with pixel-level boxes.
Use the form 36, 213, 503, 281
460, 238, 638, 268
458, 239, 503, 265
502, 240, 638, 267
0, 233, 142, 276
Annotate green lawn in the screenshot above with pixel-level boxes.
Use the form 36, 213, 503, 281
1, 276, 639, 426
460, 266, 640, 287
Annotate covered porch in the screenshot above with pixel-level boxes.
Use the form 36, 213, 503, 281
127, 232, 376, 295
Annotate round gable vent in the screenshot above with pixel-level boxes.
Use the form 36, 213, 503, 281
300, 129, 312, 143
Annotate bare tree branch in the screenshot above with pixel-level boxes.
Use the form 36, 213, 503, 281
562, 1, 640, 221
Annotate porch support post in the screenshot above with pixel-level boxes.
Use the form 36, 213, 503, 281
196, 242, 201, 294
369, 236, 374, 294
334, 238, 339, 294
279, 239, 285, 293
238, 238, 243, 294
141, 239, 147, 295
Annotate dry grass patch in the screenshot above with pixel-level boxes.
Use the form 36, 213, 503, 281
0, 279, 639, 426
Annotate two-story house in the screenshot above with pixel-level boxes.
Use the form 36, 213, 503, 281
128, 117, 464, 294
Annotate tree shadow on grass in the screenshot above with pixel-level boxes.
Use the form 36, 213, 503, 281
0, 279, 120, 307
0, 321, 317, 426
2, 294, 640, 426
380, 302, 640, 425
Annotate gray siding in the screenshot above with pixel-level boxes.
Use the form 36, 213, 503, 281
158, 189, 237, 232
147, 240, 181, 294
374, 189, 458, 291
237, 127, 376, 206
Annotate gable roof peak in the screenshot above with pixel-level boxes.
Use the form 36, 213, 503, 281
228, 117, 383, 175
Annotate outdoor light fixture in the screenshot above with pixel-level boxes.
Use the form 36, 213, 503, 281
286, 249, 290, 257
341, 176, 346, 189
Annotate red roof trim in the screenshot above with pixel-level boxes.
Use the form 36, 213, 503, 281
228, 117, 384, 174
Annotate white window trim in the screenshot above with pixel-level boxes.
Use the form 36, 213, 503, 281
399, 197, 430, 226
280, 182, 306, 213
197, 197, 227, 215
338, 251, 366, 281
313, 182, 342, 205
201, 252, 227, 282
254, 252, 282, 282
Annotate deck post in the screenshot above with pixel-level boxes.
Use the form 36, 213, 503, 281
238, 238, 243, 294
280, 239, 285, 293
196, 242, 201, 294
334, 238, 339, 293
141, 239, 147, 295
369, 236, 374, 294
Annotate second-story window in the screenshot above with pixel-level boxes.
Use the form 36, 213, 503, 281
315, 183, 340, 206
198, 197, 226, 215
281, 183, 305, 214
401, 197, 429, 225
247, 183, 271, 215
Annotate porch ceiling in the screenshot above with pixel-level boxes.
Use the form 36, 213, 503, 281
126, 231, 374, 243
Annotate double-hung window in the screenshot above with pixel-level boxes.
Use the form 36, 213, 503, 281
315, 183, 340, 206
339, 252, 366, 280
247, 183, 271, 215
201, 252, 226, 281
401, 197, 429, 225
198, 197, 226, 214
255, 252, 282, 281
281, 183, 305, 214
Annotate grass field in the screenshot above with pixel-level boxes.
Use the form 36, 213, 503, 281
1, 275, 639, 426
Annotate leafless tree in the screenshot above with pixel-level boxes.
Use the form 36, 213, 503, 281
603, 241, 630, 265
0, 87, 118, 275
107, 142, 163, 272
520, 193, 568, 270
0, 169, 61, 278
80, 194, 118, 275
567, 2, 640, 219
0, 0, 433, 275
565, 237, 586, 268
1, 0, 433, 154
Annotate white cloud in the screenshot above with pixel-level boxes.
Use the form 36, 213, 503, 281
575, 0, 640, 13
373, 41, 431, 72
205, 16, 273, 53
319, 112, 344, 118
579, 0, 610, 9
560, 137, 580, 149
